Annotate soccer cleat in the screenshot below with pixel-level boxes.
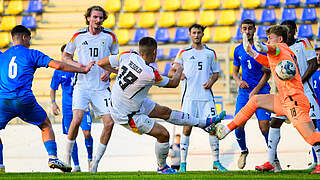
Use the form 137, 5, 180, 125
255, 161, 275, 172
48, 158, 72, 172
311, 165, 320, 174
202, 111, 226, 133
179, 162, 186, 172
89, 160, 98, 173
213, 160, 228, 171
215, 123, 230, 140
0, 165, 5, 173
71, 165, 81, 172
157, 165, 179, 174
238, 150, 249, 169
274, 159, 282, 173
308, 162, 317, 170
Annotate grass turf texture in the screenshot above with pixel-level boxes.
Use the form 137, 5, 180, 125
0, 170, 319, 180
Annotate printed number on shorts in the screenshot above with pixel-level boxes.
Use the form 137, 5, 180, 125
118, 66, 138, 90
290, 107, 297, 117
8, 56, 17, 79
211, 107, 216, 116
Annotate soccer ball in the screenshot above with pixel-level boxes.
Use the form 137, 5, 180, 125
275, 60, 296, 80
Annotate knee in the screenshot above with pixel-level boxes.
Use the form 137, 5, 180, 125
182, 126, 192, 136
158, 129, 170, 143
103, 116, 114, 129
259, 121, 270, 134
82, 130, 91, 139
270, 118, 284, 128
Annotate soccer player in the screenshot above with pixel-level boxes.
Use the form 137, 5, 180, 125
215, 25, 320, 174
97, 37, 226, 174
255, 20, 319, 172
50, 44, 94, 172
169, 134, 181, 171
168, 24, 227, 172
0, 25, 94, 172
61, 6, 119, 171
232, 19, 272, 170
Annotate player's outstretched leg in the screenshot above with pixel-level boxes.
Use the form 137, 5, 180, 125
202, 111, 226, 133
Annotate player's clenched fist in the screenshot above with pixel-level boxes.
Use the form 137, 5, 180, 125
171, 62, 184, 73
82, 61, 96, 74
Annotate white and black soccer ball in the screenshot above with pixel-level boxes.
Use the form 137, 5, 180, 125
275, 60, 296, 80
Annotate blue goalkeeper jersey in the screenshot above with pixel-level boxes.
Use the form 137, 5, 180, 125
0, 45, 52, 99
233, 43, 270, 92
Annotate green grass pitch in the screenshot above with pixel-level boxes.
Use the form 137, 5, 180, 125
0, 170, 319, 180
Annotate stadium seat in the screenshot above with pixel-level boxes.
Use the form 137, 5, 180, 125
0, 32, 10, 48
0, 0, 3, 15
222, 0, 241, 9
168, 48, 180, 59
234, 27, 242, 41
203, 0, 220, 9
305, 0, 320, 6
214, 96, 224, 114
281, 8, 297, 22
114, 29, 130, 45
138, 12, 155, 28
199, 11, 216, 26
174, 27, 189, 43
177, 11, 196, 27
142, 0, 160, 11
6, 0, 23, 15
297, 24, 313, 39
229, 46, 237, 59
162, 62, 172, 76
319, 26, 320, 39
218, 10, 236, 25
285, 0, 300, 6
241, 9, 256, 21
156, 48, 165, 60
133, 29, 149, 43
213, 27, 231, 42
163, 0, 180, 11
123, 0, 140, 12
21, 16, 36, 29
102, 13, 115, 28
158, 12, 175, 27
0, 16, 16, 31
264, 0, 280, 7
260, 9, 277, 24
301, 8, 317, 22
243, 0, 261, 9
257, 25, 269, 40
105, 0, 121, 12
202, 27, 211, 42
26, 0, 43, 13
155, 28, 170, 43
118, 13, 135, 28
182, 0, 200, 10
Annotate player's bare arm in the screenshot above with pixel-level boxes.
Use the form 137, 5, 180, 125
233, 65, 249, 89
62, 52, 85, 68
48, 60, 95, 74
97, 56, 119, 74
249, 67, 271, 98
50, 89, 60, 115
301, 57, 317, 83
165, 63, 184, 88
203, 72, 219, 89
168, 63, 186, 80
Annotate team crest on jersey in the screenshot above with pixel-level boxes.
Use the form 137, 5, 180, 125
101, 41, 106, 46
82, 41, 88, 45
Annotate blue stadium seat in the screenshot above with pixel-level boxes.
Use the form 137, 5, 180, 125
301, 8, 317, 22
285, 0, 300, 6
297, 24, 313, 39
265, 0, 280, 7
234, 27, 242, 41
26, 0, 43, 13
155, 28, 170, 43
133, 29, 148, 43
318, 25, 320, 39
260, 9, 276, 24
305, 0, 320, 6
281, 8, 297, 22
156, 48, 165, 60
162, 62, 172, 76
241, 9, 256, 21
257, 25, 269, 40
21, 16, 36, 29
168, 48, 180, 59
174, 27, 189, 43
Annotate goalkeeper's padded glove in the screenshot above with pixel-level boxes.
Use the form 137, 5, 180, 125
253, 34, 268, 53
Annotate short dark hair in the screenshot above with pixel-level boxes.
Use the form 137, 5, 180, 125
61, 44, 66, 53
11, 25, 31, 38
139, 37, 157, 56
315, 47, 320, 51
280, 20, 297, 32
189, 24, 206, 33
240, 19, 256, 28
84, 6, 107, 25
266, 25, 289, 43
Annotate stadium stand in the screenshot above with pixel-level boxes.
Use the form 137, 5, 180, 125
0, 0, 3, 15
138, 12, 155, 28
241, 9, 256, 21
155, 28, 170, 43
21, 15, 36, 29
301, 8, 317, 22
222, 0, 241, 9
174, 27, 189, 43
118, 13, 135, 28
297, 24, 313, 39
202, 27, 211, 43
25, 0, 43, 14
163, 0, 180, 11
133, 28, 149, 43
158, 11, 175, 27
281, 8, 297, 22
114, 29, 130, 45
0, 16, 17, 31
0, 32, 10, 48
105, 0, 121, 12
156, 48, 165, 60
102, 13, 115, 29
213, 26, 231, 42
168, 48, 180, 60
161, 62, 172, 76
257, 25, 269, 40
305, 0, 320, 6
243, 0, 261, 9
177, 11, 196, 27
182, 0, 200, 10
217, 10, 236, 25
260, 9, 277, 24
202, 0, 220, 9
234, 27, 242, 41
6, 0, 23, 15
142, 0, 160, 11
123, 0, 140, 12
285, 0, 301, 7
199, 10, 216, 26
264, 0, 281, 7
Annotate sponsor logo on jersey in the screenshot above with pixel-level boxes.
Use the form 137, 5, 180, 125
311, 113, 316, 117
82, 41, 88, 45
190, 56, 195, 60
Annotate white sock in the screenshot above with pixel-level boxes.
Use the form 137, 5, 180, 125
209, 135, 219, 162
167, 110, 205, 127
313, 144, 320, 165
155, 141, 169, 169
64, 139, 75, 165
268, 127, 280, 165
93, 142, 107, 166
180, 134, 190, 163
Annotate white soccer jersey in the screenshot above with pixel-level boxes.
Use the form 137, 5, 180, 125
109, 51, 169, 117
174, 45, 220, 102
65, 27, 119, 90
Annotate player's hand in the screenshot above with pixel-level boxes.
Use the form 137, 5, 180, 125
254, 34, 268, 53
83, 61, 95, 74
172, 62, 183, 73
52, 102, 60, 116
203, 81, 213, 89
238, 80, 249, 89
180, 73, 186, 80
101, 71, 111, 82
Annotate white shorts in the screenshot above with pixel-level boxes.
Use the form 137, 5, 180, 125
271, 91, 320, 120
110, 98, 156, 134
72, 87, 111, 117
182, 99, 217, 119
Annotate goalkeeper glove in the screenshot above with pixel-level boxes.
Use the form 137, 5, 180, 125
253, 34, 268, 53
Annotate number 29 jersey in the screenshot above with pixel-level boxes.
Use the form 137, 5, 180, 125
65, 27, 119, 91
109, 51, 169, 115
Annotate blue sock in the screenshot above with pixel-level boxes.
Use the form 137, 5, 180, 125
262, 131, 269, 145
85, 136, 93, 160
235, 129, 247, 151
312, 146, 318, 163
71, 141, 79, 166
0, 144, 3, 165
44, 140, 57, 157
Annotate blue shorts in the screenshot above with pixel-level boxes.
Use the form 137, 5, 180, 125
0, 96, 47, 130
235, 88, 271, 121
62, 110, 92, 134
